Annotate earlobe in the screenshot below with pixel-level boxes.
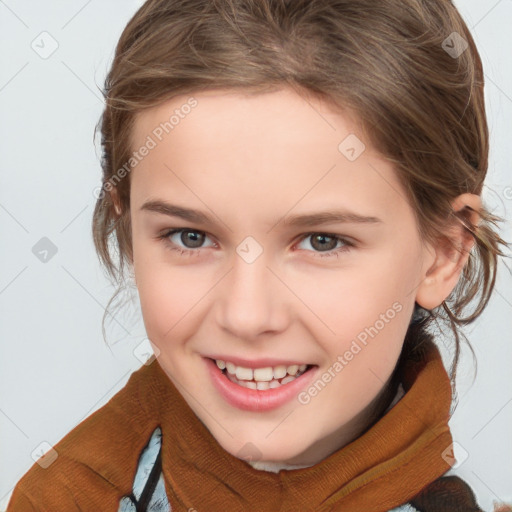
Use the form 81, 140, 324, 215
415, 193, 481, 311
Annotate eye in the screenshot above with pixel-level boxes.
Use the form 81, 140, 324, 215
157, 228, 215, 257
294, 232, 355, 259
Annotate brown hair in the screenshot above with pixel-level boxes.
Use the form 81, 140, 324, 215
92, 0, 510, 399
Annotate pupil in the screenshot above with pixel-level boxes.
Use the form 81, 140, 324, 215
313, 234, 335, 251
184, 230, 203, 248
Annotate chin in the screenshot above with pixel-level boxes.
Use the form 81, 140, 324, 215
220, 432, 309, 465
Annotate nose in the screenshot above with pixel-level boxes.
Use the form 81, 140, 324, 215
215, 247, 288, 340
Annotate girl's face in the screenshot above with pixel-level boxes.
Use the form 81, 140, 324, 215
129, 87, 436, 466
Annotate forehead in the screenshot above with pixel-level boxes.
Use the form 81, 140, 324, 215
131, 87, 353, 151
129, 88, 410, 226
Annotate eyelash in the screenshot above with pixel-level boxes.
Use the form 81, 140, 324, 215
156, 228, 355, 259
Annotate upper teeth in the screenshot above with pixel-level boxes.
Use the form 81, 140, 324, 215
215, 360, 308, 381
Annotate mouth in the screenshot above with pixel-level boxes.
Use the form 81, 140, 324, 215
204, 357, 319, 412
212, 358, 315, 390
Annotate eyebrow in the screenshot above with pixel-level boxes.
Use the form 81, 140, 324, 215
282, 210, 382, 227
140, 200, 383, 228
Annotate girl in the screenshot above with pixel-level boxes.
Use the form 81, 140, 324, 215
7, 0, 511, 510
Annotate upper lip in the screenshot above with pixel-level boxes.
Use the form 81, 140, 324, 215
205, 355, 313, 369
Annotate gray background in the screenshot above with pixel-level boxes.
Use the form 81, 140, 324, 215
1, 1, 511, 510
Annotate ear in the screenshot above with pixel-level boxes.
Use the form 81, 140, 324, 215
415, 193, 481, 310
109, 187, 122, 216
109, 187, 136, 272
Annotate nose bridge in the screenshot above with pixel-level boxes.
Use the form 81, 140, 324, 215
216, 239, 285, 336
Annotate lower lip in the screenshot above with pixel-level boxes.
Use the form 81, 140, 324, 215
204, 357, 318, 412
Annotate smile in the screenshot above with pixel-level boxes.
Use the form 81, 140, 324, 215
215, 359, 311, 390
204, 357, 318, 412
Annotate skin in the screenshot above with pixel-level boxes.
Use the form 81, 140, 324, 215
122, 87, 481, 468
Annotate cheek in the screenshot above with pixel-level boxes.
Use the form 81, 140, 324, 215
291, 254, 413, 370
289, 258, 408, 335
134, 253, 215, 346
340, 244, 419, 319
